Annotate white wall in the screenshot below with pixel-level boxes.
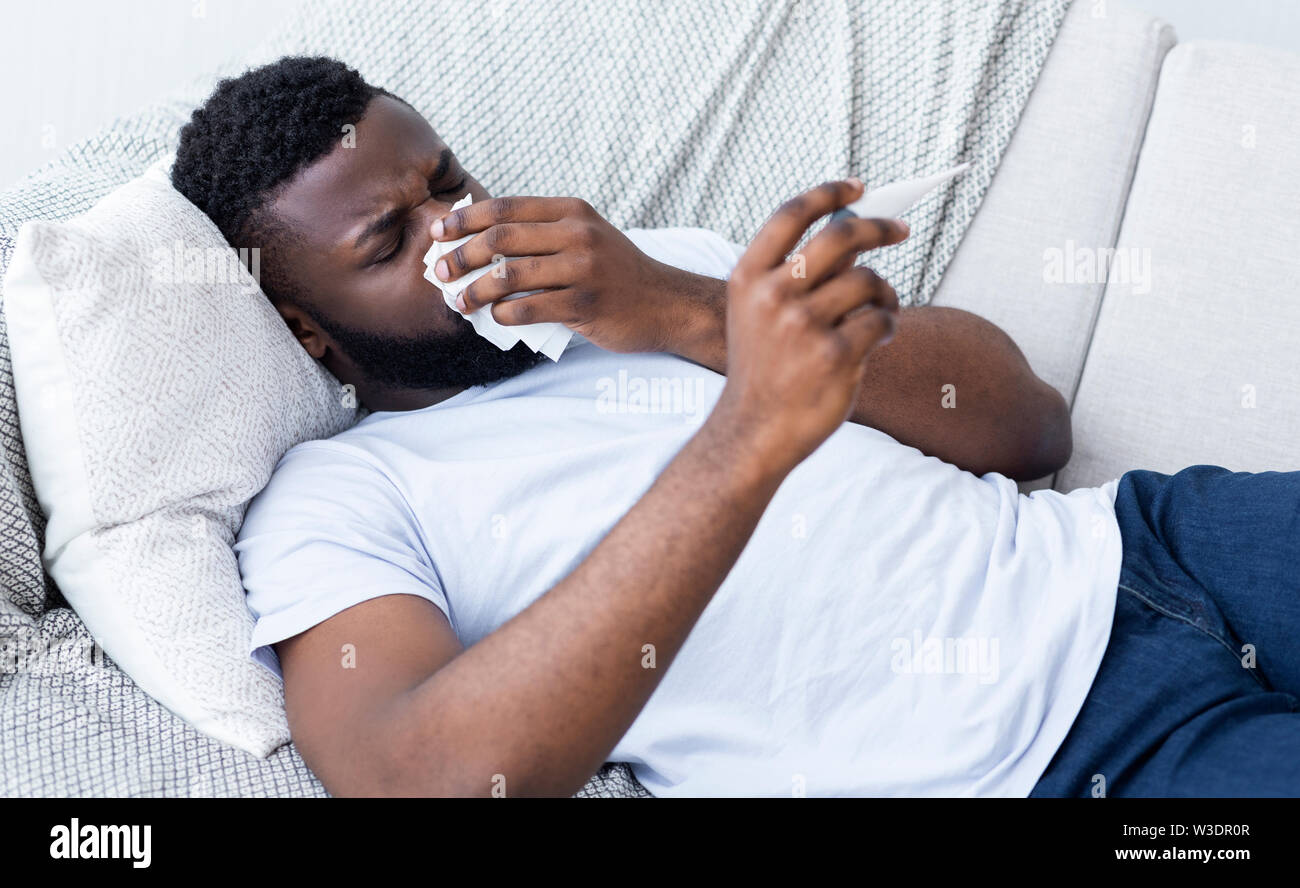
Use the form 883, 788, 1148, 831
1128, 0, 1300, 53
0, 0, 299, 188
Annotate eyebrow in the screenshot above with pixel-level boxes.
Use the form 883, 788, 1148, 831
351, 147, 454, 250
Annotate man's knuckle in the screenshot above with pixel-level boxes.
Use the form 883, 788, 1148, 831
816, 180, 844, 201
760, 276, 790, 301
779, 195, 809, 218
574, 223, 599, 250
828, 217, 857, 243
857, 267, 896, 306
862, 308, 892, 340
881, 311, 899, 338
861, 218, 891, 246
853, 265, 881, 288
482, 225, 506, 252
447, 246, 468, 275
490, 197, 516, 222
779, 303, 813, 332
750, 279, 782, 308
880, 281, 900, 311
819, 335, 849, 363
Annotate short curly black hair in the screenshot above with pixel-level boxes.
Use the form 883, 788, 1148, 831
171, 55, 397, 308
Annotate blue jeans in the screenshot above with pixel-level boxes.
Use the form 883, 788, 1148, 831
1030, 465, 1300, 797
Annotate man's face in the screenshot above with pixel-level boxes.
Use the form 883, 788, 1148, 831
266, 95, 543, 404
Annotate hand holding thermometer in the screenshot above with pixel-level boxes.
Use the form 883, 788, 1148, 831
828, 161, 972, 224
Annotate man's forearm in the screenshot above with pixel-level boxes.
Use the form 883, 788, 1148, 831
379, 412, 787, 796
658, 266, 1071, 480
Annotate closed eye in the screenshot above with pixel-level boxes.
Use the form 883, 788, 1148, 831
374, 219, 417, 265
374, 228, 406, 264
371, 174, 469, 265
434, 173, 468, 198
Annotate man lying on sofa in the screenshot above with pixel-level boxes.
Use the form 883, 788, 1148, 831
176, 56, 1300, 797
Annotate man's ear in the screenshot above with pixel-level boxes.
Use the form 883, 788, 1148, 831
273, 300, 330, 361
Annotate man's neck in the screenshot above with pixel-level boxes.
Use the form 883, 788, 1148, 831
357, 381, 467, 413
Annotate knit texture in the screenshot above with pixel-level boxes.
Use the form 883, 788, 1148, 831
0, 0, 1067, 797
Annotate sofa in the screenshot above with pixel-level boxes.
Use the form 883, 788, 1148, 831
2, 0, 1297, 796
933, 2, 1300, 495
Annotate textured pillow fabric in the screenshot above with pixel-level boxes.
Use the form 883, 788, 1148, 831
1, 158, 359, 757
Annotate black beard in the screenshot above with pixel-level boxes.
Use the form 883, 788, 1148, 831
310, 306, 546, 391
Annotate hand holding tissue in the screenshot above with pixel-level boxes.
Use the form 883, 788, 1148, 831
425, 168, 966, 363
423, 195, 572, 361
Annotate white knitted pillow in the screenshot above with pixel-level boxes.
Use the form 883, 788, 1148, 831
1, 158, 358, 757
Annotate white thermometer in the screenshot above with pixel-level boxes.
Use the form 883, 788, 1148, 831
829, 161, 971, 223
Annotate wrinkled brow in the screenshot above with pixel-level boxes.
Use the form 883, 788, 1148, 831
351, 147, 453, 249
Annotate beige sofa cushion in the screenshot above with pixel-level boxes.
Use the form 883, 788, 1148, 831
1058, 41, 1300, 490
932, 1, 1175, 407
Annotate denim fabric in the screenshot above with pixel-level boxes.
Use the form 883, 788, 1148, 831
1031, 465, 1300, 797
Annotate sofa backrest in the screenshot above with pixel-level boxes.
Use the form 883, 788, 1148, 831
1058, 39, 1300, 489
929, 0, 1177, 492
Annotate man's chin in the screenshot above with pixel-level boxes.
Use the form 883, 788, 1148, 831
313, 310, 546, 391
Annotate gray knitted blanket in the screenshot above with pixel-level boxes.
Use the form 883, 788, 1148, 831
0, 0, 1069, 797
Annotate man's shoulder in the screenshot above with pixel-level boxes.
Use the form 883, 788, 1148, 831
273, 433, 384, 479
238, 436, 395, 538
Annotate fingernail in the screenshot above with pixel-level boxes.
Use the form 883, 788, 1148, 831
898, 219, 910, 236
846, 176, 863, 188
454, 293, 466, 312
435, 259, 449, 281
431, 218, 445, 239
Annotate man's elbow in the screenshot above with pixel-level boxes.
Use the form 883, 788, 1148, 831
1011, 384, 1073, 482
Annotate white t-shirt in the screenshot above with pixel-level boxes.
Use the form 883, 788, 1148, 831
234, 227, 1123, 797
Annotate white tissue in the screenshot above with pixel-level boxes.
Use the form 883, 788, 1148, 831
423, 195, 572, 361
